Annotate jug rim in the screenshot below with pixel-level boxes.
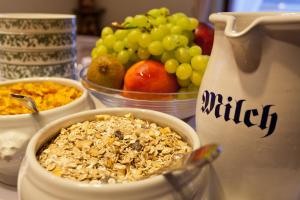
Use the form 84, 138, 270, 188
209, 12, 300, 37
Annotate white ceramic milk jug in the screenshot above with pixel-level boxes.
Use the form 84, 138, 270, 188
196, 12, 300, 200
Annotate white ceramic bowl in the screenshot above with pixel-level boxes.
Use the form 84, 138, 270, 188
0, 77, 95, 186
18, 108, 204, 200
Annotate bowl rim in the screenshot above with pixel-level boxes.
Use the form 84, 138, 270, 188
0, 13, 76, 19
79, 66, 198, 102
24, 107, 200, 193
0, 77, 87, 120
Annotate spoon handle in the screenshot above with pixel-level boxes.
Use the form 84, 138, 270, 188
10, 93, 39, 113
165, 143, 221, 173
163, 144, 221, 200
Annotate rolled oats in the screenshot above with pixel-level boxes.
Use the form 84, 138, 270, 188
37, 113, 192, 184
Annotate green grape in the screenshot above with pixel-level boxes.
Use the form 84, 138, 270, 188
168, 15, 176, 25
93, 8, 207, 77
103, 35, 116, 48
186, 83, 199, 98
91, 45, 107, 58
127, 29, 142, 44
130, 51, 139, 63
161, 51, 174, 63
191, 55, 209, 73
178, 35, 189, 47
151, 28, 165, 41
124, 16, 133, 25
110, 52, 117, 57
148, 41, 164, 56
101, 27, 113, 38
176, 63, 192, 80
113, 41, 125, 52
190, 18, 199, 30
117, 50, 130, 64
115, 29, 128, 40
176, 16, 191, 30
169, 12, 187, 24
133, 15, 148, 27
170, 25, 182, 34
187, 83, 199, 91
137, 48, 150, 60
177, 77, 191, 87
166, 23, 173, 29
182, 30, 194, 43
162, 35, 176, 51
175, 47, 191, 63
138, 33, 152, 48
173, 12, 188, 18
148, 8, 161, 17
159, 7, 170, 16
173, 35, 188, 47
176, 87, 190, 100
189, 45, 202, 57
123, 37, 129, 48
96, 38, 103, 47
127, 48, 135, 56
190, 71, 202, 86
155, 16, 167, 25
158, 25, 170, 35
165, 59, 179, 73
127, 41, 139, 50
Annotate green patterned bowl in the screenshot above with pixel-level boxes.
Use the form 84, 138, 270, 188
0, 48, 76, 64
0, 13, 75, 33
0, 32, 76, 50
0, 61, 76, 79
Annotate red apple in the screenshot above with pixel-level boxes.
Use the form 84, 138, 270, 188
194, 22, 214, 55
123, 60, 179, 100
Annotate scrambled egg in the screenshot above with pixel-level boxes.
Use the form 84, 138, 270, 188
0, 81, 82, 115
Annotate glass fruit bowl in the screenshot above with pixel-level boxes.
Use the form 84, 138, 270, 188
79, 67, 198, 119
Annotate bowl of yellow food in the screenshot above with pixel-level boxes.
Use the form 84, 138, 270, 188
18, 108, 205, 200
0, 77, 94, 186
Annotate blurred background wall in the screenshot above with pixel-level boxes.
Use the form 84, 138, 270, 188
0, 0, 224, 61
0, 0, 223, 25
1, 0, 298, 61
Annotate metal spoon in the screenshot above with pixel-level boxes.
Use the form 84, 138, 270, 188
145, 144, 221, 200
148, 143, 221, 177
10, 93, 39, 113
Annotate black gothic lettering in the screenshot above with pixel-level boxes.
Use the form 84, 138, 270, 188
233, 99, 245, 124
260, 105, 278, 137
224, 96, 233, 121
200, 91, 278, 137
214, 94, 223, 118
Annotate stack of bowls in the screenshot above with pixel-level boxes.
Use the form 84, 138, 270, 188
0, 13, 76, 80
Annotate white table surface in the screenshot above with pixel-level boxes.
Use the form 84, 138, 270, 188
0, 182, 17, 200
0, 93, 196, 200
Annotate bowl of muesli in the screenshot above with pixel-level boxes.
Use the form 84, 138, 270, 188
18, 108, 204, 200
0, 77, 95, 186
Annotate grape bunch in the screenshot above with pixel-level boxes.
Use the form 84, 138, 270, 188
91, 7, 209, 91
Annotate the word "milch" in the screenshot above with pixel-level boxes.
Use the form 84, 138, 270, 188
201, 90, 278, 137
